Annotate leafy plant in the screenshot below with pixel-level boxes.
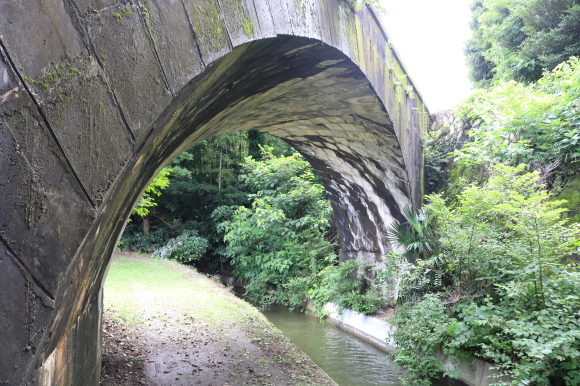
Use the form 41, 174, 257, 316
388, 164, 580, 385
385, 206, 437, 264
455, 57, 580, 188
215, 148, 338, 307
300, 259, 384, 318
465, 0, 580, 86
132, 167, 172, 217
390, 294, 455, 386
120, 223, 170, 253
121, 132, 295, 269
151, 230, 209, 264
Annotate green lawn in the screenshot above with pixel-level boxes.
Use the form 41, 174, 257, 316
104, 253, 266, 328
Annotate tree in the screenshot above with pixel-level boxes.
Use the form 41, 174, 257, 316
455, 57, 580, 187
215, 148, 336, 302
120, 131, 296, 266
132, 167, 172, 232
388, 165, 580, 385
247, 130, 265, 160
465, 0, 580, 86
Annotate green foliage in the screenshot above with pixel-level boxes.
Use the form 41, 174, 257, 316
455, 57, 580, 187
465, 0, 580, 86
300, 259, 384, 318
216, 149, 384, 315
132, 167, 172, 217
424, 131, 453, 195
151, 230, 209, 264
388, 164, 580, 385
121, 132, 295, 270
215, 148, 338, 307
247, 130, 266, 161
391, 294, 455, 386
432, 164, 579, 302
448, 273, 580, 384
386, 206, 437, 264
119, 223, 170, 253
556, 176, 580, 223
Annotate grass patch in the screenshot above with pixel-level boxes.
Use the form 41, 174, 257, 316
104, 254, 263, 327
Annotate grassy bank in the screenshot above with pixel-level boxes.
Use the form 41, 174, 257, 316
101, 252, 336, 385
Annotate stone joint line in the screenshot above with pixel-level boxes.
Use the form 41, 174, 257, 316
64, 0, 137, 143
0, 233, 56, 303
0, 37, 96, 209
136, 0, 173, 97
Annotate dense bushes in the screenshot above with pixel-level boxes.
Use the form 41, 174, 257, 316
456, 57, 580, 189
120, 136, 384, 316
215, 148, 383, 314
465, 0, 580, 86
151, 230, 209, 264
390, 56, 580, 386
120, 223, 170, 253
304, 259, 384, 317
388, 165, 580, 385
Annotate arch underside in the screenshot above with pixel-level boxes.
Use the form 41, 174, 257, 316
0, 0, 426, 383
167, 37, 411, 260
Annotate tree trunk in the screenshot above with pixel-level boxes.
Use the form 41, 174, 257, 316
218, 150, 223, 192
143, 216, 150, 233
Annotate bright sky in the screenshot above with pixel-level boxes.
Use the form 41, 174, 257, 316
377, 0, 473, 112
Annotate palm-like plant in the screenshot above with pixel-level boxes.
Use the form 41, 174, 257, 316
386, 206, 437, 263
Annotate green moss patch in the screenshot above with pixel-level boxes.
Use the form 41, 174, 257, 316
556, 175, 580, 223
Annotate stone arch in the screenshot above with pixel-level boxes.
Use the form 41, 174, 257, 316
0, 1, 428, 384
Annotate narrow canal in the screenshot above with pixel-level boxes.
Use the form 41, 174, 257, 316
260, 303, 457, 386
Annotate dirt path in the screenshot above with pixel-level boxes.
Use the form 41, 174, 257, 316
99, 253, 336, 386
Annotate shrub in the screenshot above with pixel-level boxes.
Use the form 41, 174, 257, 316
120, 224, 169, 253
391, 294, 455, 386
388, 164, 580, 385
216, 149, 338, 308
304, 260, 384, 318
152, 230, 209, 264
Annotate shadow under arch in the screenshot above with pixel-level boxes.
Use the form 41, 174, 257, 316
34, 35, 416, 384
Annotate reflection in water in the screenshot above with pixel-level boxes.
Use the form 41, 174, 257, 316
261, 303, 405, 386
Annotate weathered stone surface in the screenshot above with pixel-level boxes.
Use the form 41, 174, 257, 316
183, 0, 233, 65
0, 244, 54, 386
0, 47, 95, 297
141, 0, 204, 94
84, 1, 172, 137
0, 1, 430, 384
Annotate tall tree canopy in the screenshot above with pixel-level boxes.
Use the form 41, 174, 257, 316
466, 0, 580, 87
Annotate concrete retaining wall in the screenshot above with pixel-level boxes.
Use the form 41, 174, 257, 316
221, 276, 510, 385
318, 303, 511, 386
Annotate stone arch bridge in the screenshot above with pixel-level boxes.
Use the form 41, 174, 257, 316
0, 0, 429, 384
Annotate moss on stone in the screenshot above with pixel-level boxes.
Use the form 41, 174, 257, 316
189, 0, 227, 52
221, 0, 255, 39
138, 0, 158, 47
243, 18, 254, 38
556, 175, 580, 223
344, 12, 358, 59
24, 59, 87, 90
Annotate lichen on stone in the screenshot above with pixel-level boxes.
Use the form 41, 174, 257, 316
221, 0, 255, 39
188, 0, 227, 52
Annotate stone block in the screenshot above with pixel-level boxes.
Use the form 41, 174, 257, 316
86, 2, 172, 138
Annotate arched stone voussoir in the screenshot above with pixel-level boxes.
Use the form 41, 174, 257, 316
0, 1, 428, 384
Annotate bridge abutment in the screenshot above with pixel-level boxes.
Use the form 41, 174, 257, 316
0, 1, 428, 384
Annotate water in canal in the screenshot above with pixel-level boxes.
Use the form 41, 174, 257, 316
261, 303, 455, 386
